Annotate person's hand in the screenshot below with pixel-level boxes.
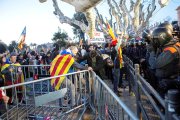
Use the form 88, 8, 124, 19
140, 58, 145, 63
2, 95, 9, 104
18, 67, 22, 73
88, 67, 93, 71
9, 68, 13, 72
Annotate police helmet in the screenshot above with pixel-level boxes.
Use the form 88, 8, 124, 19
129, 39, 134, 46
137, 40, 143, 45
142, 29, 152, 44
152, 27, 173, 47
158, 22, 173, 32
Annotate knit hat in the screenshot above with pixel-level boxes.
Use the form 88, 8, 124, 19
10, 52, 17, 57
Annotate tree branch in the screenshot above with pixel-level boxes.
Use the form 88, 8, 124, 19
111, 0, 122, 17
111, 0, 124, 32
144, 0, 156, 26
107, 0, 124, 32
95, 16, 102, 31
109, 8, 113, 27
133, 0, 141, 32
52, 0, 88, 32
94, 7, 108, 34
139, 3, 144, 24
119, 0, 130, 33
121, 0, 132, 21
129, 0, 135, 13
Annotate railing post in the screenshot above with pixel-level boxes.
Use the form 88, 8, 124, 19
165, 89, 180, 120
135, 64, 142, 120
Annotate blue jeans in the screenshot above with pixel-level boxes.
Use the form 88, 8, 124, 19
112, 68, 120, 93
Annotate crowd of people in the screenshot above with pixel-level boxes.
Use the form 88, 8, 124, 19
0, 21, 180, 116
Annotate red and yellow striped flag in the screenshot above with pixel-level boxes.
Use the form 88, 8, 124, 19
50, 54, 74, 90
107, 22, 116, 40
118, 47, 123, 69
106, 21, 117, 46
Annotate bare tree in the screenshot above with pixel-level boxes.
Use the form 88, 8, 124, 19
105, 0, 169, 36
51, 0, 103, 39
39, 0, 170, 38
94, 7, 108, 34
144, 0, 156, 27
52, 0, 88, 32
107, 0, 123, 33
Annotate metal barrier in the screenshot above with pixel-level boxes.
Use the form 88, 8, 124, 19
91, 72, 138, 120
20, 65, 51, 80
0, 64, 139, 120
0, 70, 91, 120
124, 55, 180, 120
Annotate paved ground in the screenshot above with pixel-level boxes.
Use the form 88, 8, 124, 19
104, 79, 137, 115
103, 79, 161, 120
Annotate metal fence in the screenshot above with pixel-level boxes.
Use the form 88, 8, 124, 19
0, 69, 91, 120
0, 64, 138, 120
91, 72, 138, 120
124, 55, 180, 120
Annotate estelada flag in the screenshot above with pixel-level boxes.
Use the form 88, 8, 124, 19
18, 26, 26, 50
50, 54, 74, 90
106, 21, 117, 46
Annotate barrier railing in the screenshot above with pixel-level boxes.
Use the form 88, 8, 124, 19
91, 71, 138, 120
20, 65, 51, 81
0, 64, 139, 120
124, 55, 180, 120
0, 70, 90, 120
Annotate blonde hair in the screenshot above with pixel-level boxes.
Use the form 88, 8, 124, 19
70, 46, 78, 51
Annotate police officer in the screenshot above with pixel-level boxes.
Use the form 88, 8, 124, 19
140, 29, 158, 89
151, 25, 180, 98
142, 29, 152, 44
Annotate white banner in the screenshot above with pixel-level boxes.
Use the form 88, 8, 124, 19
90, 31, 105, 43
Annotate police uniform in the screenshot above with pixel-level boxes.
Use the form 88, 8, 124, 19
140, 29, 158, 89
151, 25, 180, 97
155, 41, 180, 78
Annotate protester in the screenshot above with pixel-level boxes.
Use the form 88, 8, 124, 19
1, 52, 24, 104
56, 45, 93, 106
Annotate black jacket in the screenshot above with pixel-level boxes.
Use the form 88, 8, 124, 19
80, 52, 104, 71
155, 41, 180, 78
